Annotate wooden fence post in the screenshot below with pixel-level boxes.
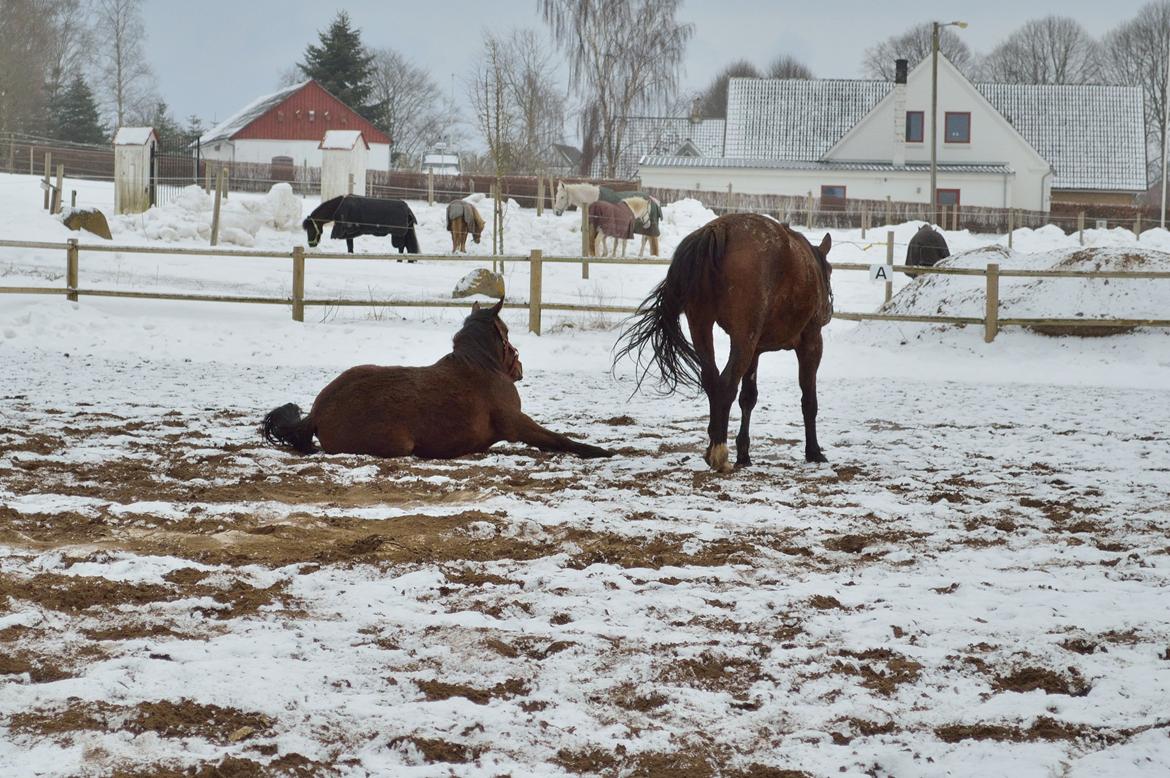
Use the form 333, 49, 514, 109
581, 206, 590, 279
71, 190, 77, 208
528, 249, 543, 335
885, 230, 894, 305
1007, 208, 1013, 249
885, 195, 892, 226
1078, 211, 1085, 245
427, 169, 434, 205
348, 173, 354, 196
984, 263, 1000, 343
952, 204, 959, 231
53, 163, 64, 214
1135, 212, 1142, 238
42, 152, 51, 210
204, 166, 211, 194
861, 205, 867, 239
66, 238, 78, 302
291, 245, 305, 322
223, 168, 229, 200
806, 191, 814, 228
536, 176, 544, 217
210, 168, 225, 246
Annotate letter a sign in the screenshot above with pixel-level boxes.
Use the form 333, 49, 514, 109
870, 264, 893, 283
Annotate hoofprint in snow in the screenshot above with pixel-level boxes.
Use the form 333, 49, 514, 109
1, 173, 1169, 776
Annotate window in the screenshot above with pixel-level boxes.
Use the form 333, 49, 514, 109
935, 188, 960, 206
945, 112, 970, 143
308, 110, 316, 122
821, 185, 846, 210
905, 111, 924, 143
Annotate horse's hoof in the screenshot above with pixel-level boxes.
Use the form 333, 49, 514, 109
806, 450, 829, 464
735, 456, 751, 468
708, 443, 732, 473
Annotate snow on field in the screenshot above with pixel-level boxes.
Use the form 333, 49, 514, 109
2, 174, 1170, 776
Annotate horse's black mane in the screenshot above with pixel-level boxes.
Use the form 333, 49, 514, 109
451, 309, 508, 373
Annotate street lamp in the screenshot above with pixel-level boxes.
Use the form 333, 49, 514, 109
930, 20, 968, 223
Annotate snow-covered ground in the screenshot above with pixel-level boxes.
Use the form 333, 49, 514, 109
2, 174, 1169, 776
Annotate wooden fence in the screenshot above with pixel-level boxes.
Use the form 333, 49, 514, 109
2, 238, 1168, 342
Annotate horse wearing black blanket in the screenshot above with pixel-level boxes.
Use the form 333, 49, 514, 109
302, 195, 421, 256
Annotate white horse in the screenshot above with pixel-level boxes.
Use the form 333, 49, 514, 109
554, 181, 660, 257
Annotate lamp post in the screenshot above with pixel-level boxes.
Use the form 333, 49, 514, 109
930, 20, 968, 223
1161, 46, 1169, 228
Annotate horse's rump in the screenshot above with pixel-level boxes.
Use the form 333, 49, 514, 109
599, 187, 661, 236
446, 201, 483, 237
906, 224, 950, 268
587, 201, 635, 239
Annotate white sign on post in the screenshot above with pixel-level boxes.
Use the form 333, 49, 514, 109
869, 264, 894, 283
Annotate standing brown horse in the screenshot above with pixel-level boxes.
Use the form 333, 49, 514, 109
615, 214, 833, 473
446, 200, 485, 252
262, 300, 612, 460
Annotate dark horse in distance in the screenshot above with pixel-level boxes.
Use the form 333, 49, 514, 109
904, 223, 950, 277
262, 300, 612, 460
302, 195, 421, 256
615, 213, 834, 473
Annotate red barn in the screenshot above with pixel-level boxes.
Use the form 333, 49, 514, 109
197, 80, 391, 170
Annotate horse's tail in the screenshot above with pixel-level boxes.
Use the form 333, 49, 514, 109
261, 403, 318, 454
614, 222, 726, 394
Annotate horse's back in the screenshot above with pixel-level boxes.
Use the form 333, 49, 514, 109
309, 362, 516, 458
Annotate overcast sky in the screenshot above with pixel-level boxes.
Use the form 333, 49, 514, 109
142, 0, 1150, 133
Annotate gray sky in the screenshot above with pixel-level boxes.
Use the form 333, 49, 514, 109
142, 0, 1149, 132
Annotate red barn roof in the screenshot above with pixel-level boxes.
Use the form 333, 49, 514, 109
198, 80, 390, 146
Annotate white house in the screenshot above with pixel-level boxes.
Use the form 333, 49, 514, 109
638, 56, 1147, 211
319, 130, 368, 202
112, 126, 158, 214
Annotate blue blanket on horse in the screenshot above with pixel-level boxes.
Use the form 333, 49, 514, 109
328, 195, 420, 253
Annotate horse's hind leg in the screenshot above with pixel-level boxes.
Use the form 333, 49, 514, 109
797, 329, 828, 463
346, 238, 354, 254
687, 315, 731, 473
735, 353, 762, 467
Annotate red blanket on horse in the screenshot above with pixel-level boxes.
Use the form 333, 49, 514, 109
587, 201, 635, 240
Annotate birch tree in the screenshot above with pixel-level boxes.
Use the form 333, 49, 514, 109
92, 0, 155, 127
540, 0, 693, 177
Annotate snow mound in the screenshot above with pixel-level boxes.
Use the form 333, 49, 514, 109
871, 245, 1170, 336
110, 184, 303, 246
661, 198, 716, 228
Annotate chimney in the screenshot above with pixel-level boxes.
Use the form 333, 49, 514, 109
892, 58, 908, 168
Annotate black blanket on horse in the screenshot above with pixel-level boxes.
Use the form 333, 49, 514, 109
327, 196, 420, 253
905, 224, 949, 273
599, 187, 662, 237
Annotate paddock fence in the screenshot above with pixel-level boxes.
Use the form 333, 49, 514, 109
2, 237, 1168, 343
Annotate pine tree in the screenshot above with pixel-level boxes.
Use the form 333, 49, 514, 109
48, 75, 106, 144
146, 100, 183, 147
297, 11, 376, 118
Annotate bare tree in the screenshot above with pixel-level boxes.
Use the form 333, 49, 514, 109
468, 32, 514, 252
540, 0, 693, 178
369, 48, 462, 168
0, 0, 55, 135
1101, 1, 1170, 180
982, 16, 1100, 84
92, 0, 155, 127
765, 55, 813, 80
501, 29, 566, 172
44, 0, 93, 101
696, 60, 762, 119
863, 22, 974, 79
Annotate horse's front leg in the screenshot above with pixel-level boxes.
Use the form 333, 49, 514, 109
797, 330, 827, 463
346, 238, 354, 254
501, 413, 613, 458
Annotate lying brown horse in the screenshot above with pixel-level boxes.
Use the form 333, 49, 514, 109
446, 200, 485, 252
615, 213, 833, 473
262, 300, 612, 460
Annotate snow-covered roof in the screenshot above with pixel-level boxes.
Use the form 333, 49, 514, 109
113, 127, 157, 145
976, 83, 1146, 192
725, 78, 890, 161
423, 154, 459, 165
639, 156, 1013, 175
722, 76, 1147, 192
319, 130, 367, 150
590, 116, 725, 178
199, 81, 308, 145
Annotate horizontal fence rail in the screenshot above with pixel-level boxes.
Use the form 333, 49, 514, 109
1, 238, 1169, 342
